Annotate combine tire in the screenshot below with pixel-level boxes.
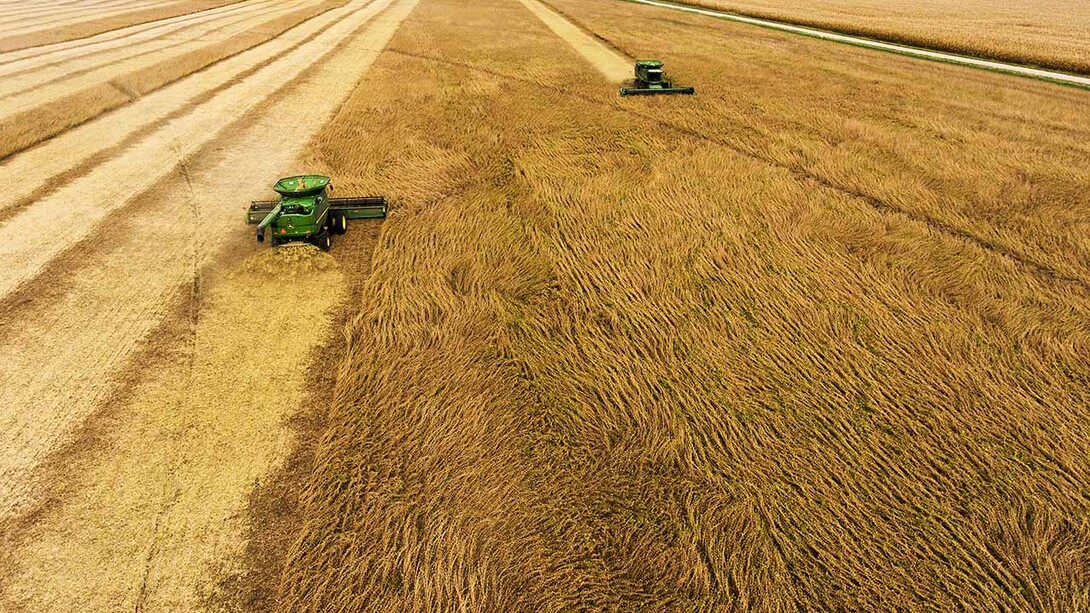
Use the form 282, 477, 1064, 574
314, 231, 332, 252
331, 212, 347, 235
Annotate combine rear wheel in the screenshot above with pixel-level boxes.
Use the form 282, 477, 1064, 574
313, 231, 332, 252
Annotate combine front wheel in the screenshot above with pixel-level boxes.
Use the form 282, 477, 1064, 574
331, 212, 347, 235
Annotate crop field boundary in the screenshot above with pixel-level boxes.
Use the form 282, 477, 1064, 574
621, 0, 1090, 90
3, 0, 1088, 608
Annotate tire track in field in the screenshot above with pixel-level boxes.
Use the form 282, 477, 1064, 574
0, 0, 316, 115
0, 2, 418, 608
0, 0, 286, 79
0, 0, 411, 527
0, 0, 349, 222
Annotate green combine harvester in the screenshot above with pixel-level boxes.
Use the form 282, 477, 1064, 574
246, 175, 386, 250
620, 59, 695, 96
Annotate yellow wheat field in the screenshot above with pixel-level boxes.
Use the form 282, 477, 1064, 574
681, 0, 1090, 74
243, 0, 1090, 610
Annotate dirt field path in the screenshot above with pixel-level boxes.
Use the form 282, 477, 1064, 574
0, 0, 419, 607
628, 0, 1090, 89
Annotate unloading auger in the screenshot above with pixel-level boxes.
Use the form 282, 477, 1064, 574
246, 175, 386, 250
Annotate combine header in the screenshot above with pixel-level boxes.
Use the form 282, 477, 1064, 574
620, 59, 695, 96
246, 175, 386, 250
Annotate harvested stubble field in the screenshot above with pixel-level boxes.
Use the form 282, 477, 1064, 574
249, 0, 1090, 610
0, 0, 350, 159
0, 0, 248, 52
678, 0, 1090, 75
1, 0, 1089, 610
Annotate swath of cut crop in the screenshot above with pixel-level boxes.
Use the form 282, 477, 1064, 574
1, 1, 416, 610
0, 0, 339, 159
0, 0, 345, 161
5, 0, 187, 38
0, 1, 244, 54
217, 225, 383, 611
5, 0, 163, 31
0, 0, 256, 69
514, 0, 630, 82
1, 246, 346, 611
0, 0, 314, 97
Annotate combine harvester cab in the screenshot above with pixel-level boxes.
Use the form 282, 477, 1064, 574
246, 175, 386, 250
620, 59, 695, 96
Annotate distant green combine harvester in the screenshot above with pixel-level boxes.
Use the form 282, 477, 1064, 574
620, 59, 696, 96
